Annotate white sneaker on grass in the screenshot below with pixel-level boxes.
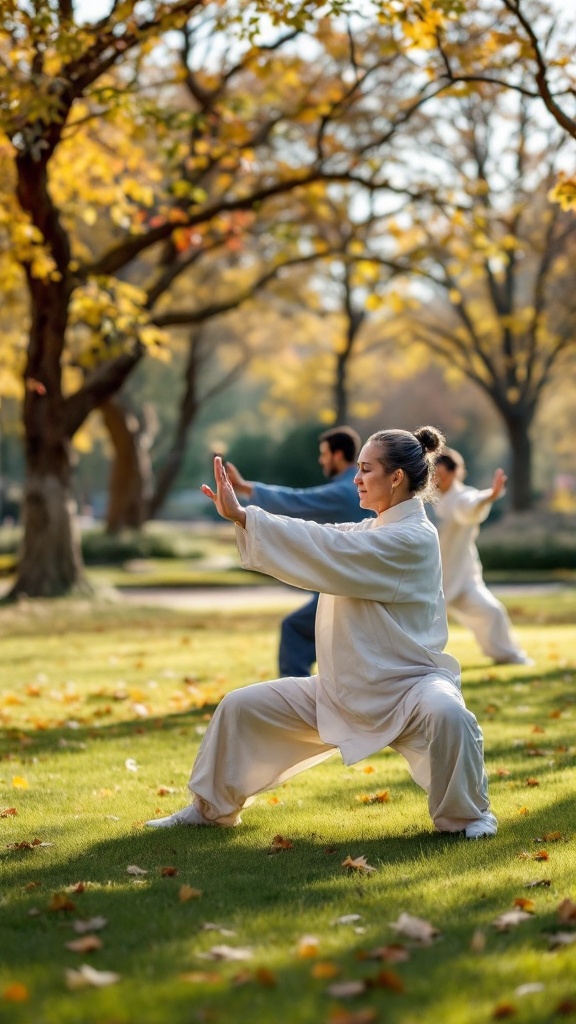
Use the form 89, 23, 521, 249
145, 804, 210, 828
464, 811, 498, 840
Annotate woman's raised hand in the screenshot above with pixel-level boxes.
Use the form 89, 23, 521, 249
201, 456, 247, 527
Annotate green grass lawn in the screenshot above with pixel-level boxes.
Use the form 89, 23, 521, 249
0, 596, 575, 1024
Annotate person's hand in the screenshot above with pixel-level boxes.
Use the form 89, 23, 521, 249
490, 467, 507, 502
225, 462, 254, 497
201, 457, 247, 527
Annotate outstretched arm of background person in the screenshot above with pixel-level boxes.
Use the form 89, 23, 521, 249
489, 467, 507, 502
453, 468, 507, 526
201, 457, 247, 528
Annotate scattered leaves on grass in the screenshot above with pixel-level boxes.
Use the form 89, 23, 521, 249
342, 855, 376, 874
179, 971, 222, 984
268, 834, 294, 854
12, 776, 29, 789
513, 898, 536, 913
64, 935, 103, 954
157, 786, 176, 796
370, 968, 405, 993
357, 945, 409, 964
198, 946, 253, 962
126, 865, 148, 876
496, 768, 511, 777
2, 983, 29, 1002
548, 933, 576, 950
526, 778, 540, 786
492, 1002, 517, 1019
525, 879, 551, 888
327, 1006, 377, 1024
389, 912, 440, 944
179, 885, 202, 902
254, 967, 277, 987
297, 935, 320, 958
24, 881, 40, 892
517, 807, 530, 816
48, 894, 77, 913
65, 964, 120, 989
200, 923, 236, 937
555, 998, 576, 1015
361, 766, 375, 774
124, 759, 139, 772
356, 791, 389, 804
1, 807, 17, 817
161, 866, 178, 877
72, 917, 107, 934
558, 899, 576, 923
333, 915, 363, 926
536, 832, 565, 843
311, 962, 341, 979
7, 838, 53, 851
534, 851, 549, 861
493, 910, 532, 931
267, 796, 282, 805
327, 980, 366, 998
515, 983, 545, 996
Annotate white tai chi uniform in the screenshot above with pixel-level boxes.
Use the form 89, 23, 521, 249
185, 497, 491, 833
435, 480, 528, 663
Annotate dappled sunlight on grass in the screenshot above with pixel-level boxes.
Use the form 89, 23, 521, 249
1, 600, 575, 1023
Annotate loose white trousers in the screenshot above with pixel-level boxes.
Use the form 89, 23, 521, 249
189, 675, 489, 832
448, 582, 526, 662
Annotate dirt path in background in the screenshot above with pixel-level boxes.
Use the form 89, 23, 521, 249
117, 581, 567, 612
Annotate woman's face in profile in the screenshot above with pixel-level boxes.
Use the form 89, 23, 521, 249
354, 441, 397, 514
433, 463, 454, 494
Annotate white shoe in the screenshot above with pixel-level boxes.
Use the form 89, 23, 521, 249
464, 811, 498, 840
145, 804, 210, 828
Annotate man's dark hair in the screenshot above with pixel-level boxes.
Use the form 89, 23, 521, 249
319, 425, 362, 463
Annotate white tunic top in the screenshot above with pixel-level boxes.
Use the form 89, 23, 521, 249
435, 481, 494, 603
235, 497, 461, 764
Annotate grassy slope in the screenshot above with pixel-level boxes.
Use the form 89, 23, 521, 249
0, 598, 574, 1024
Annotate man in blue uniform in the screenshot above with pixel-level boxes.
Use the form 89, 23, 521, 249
225, 426, 372, 676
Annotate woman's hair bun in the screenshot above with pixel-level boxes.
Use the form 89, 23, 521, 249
414, 425, 445, 454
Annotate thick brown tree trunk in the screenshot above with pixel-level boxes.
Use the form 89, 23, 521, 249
102, 398, 156, 533
504, 410, 533, 511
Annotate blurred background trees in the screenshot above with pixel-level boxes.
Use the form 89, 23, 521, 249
0, 0, 575, 595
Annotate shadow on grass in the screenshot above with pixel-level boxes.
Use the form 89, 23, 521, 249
1, 793, 574, 1024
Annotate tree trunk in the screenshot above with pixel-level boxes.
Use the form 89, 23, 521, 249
147, 329, 203, 520
13, 469, 89, 597
102, 398, 156, 532
8, 267, 92, 596
502, 407, 534, 511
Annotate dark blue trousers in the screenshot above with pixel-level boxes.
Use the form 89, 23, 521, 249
278, 593, 319, 677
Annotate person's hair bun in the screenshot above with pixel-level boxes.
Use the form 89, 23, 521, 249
414, 425, 445, 454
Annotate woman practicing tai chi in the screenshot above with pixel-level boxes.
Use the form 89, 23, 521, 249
434, 448, 532, 665
147, 426, 496, 839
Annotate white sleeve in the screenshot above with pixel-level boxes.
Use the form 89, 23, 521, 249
452, 487, 494, 526
235, 506, 424, 602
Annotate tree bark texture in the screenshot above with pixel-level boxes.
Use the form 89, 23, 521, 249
503, 408, 534, 512
102, 398, 156, 532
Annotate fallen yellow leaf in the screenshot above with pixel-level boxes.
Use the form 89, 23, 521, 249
311, 961, 340, 979
342, 855, 376, 874
2, 983, 29, 1002
178, 885, 202, 902
11, 777, 29, 789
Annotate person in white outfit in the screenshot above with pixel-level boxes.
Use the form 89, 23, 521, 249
146, 427, 497, 839
434, 448, 531, 665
